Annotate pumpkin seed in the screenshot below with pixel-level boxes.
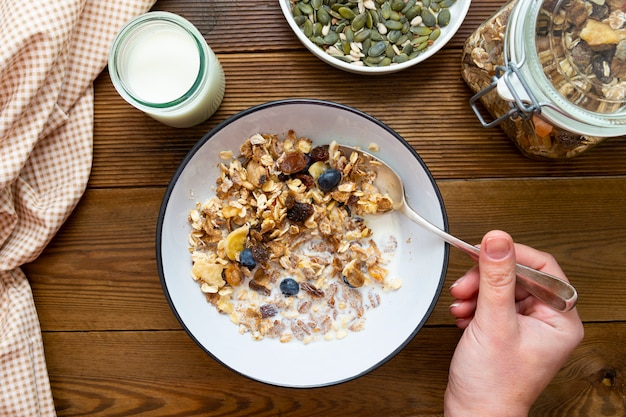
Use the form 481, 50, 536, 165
384, 20, 404, 31
298, 2, 314, 15
324, 31, 340, 44
381, 1, 392, 19
429, 27, 441, 41
338, 6, 356, 19
351, 12, 368, 31
392, 53, 409, 63
391, 0, 405, 11
439, 0, 456, 7
404, 5, 421, 20
364, 55, 386, 65
395, 34, 410, 45
421, 9, 436, 27
370, 29, 384, 41
411, 26, 431, 36
368, 40, 388, 57
317, 7, 331, 25
414, 40, 429, 51
437, 8, 450, 26
353, 28, 371, 42
313, 22, 323, 36
387, 29, 401, 43
400, 0, 417, 14
302, 19, 313, 37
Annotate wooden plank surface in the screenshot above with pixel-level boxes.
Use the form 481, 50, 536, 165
20, 0, 626, 415
42, 323, 626, 416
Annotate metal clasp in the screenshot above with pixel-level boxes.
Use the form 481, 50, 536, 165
469, 62, 542, 128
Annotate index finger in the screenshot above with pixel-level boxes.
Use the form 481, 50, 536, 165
513, 242, 570, 283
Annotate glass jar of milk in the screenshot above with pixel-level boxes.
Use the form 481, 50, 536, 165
108, 12, 225, 128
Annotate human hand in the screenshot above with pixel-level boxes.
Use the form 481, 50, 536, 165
444, 230, 584, 417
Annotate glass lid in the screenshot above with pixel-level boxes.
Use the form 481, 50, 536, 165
509, 0, 626, 135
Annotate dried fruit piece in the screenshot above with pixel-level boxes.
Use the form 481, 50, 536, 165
250, 243, 270, 263
307, 160, 328, 179
278, 150, 308, 174
309, 145, 329, 162
245, 159, 268, 188
224, 224, 249, 260
249, 279, 271, 296
286, 202, 314, 223
580, 19, 626, 45
191, 259, 226, 291
532, 114, 553, 137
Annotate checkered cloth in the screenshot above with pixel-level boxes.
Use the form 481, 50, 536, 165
0, 1, 154, 415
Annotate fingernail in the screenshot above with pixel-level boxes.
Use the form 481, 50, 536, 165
449, 301, 461, 310
449, 275, 465, 289
484, 236, 511, 260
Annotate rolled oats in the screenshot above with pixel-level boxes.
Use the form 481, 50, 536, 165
188, 130, 401, 343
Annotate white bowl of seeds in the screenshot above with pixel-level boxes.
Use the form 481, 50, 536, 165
280, 0, 471, 74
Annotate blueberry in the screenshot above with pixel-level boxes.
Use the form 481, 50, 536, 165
239, 248, 256, 269
279, 278, 300, 296
317, 168, 342, 192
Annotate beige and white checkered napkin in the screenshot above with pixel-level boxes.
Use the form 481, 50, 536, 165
0, 1, 154, 415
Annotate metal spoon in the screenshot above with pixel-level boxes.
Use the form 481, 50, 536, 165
339, 145, 578, 312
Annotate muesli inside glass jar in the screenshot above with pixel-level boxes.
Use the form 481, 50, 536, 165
462, 0, 626, 159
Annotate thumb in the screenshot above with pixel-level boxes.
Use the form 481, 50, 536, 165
475, 230, 518, 330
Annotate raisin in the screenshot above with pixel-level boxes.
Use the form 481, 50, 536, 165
293, 173, 315, 188
249, 280, 271, 296
284, 193, 296, 209
251, 243, 270, 263
278, 151, 308, 174
287, 202, 314, 223
309, 145, 329, 162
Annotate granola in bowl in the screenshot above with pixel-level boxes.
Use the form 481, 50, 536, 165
187, 130, 402, 343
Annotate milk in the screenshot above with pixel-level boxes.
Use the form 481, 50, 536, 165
109, 12, 225, 128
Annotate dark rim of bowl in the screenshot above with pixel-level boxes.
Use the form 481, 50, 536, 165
155, 98, 449, 388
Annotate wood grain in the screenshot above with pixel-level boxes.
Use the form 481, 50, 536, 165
20, 0, 626, 415
42, 324, 626, 416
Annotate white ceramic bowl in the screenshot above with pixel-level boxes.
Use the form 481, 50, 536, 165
157, 99, 448, 387
279, 0, 471, 75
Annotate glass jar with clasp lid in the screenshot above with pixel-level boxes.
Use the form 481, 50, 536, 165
462, 0, 626, 159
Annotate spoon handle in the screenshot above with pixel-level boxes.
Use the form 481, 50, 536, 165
400, 205, 578, 312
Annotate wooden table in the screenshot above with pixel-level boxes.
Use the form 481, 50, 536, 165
24, 0, 626, 415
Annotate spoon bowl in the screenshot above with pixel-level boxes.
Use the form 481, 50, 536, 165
339, 145, 578, 312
